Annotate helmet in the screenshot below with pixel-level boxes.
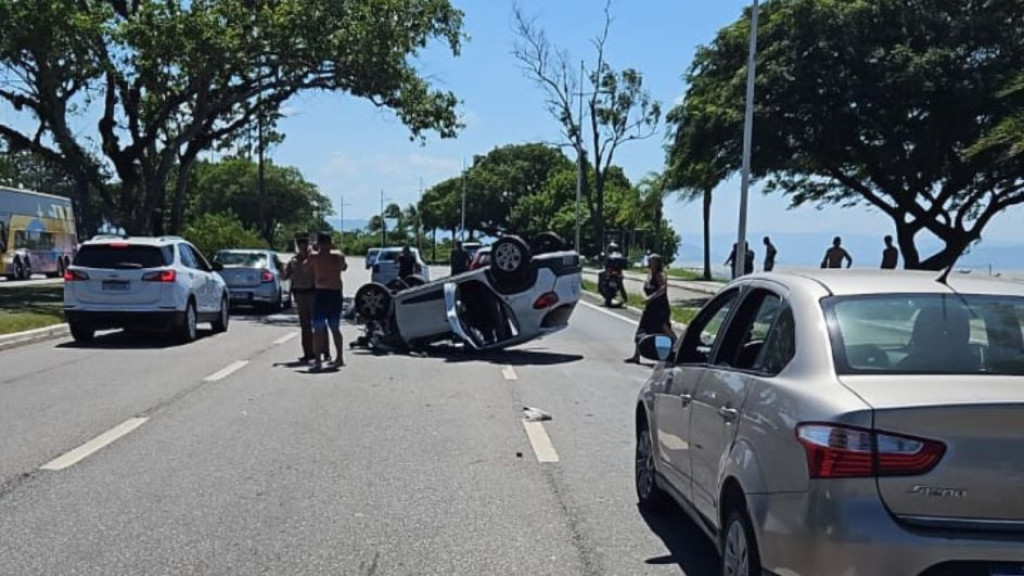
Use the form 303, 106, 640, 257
607, 243, 621, 252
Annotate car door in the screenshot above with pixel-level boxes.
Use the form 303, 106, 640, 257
177, 244, 209, 312
653, 289, 740, 499
689, 286, 785, 526
190, 245, 221, 312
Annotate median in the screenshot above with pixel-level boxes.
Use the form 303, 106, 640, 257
581, 279, 698, 326
0, 283, 66, 336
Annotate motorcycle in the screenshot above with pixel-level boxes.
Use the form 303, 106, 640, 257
598, 255, 630, 307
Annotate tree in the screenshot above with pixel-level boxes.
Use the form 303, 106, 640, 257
0, 0, 465, 236
512, 0, 660, 255
183, 212, 267, 258
420, 177, 464, 239
666, 0, 1024, 270
972, 75, 1024, 162
190, 158, 331, 246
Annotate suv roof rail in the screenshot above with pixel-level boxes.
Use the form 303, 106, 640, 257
90, 233, 130, 241
157, 235, 185, 242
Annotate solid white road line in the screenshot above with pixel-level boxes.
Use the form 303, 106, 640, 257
501, 365, 518, 381
522, 421, 560, 463
203, 360, 249, 382
273, 333, 298, 345
579, 300, 638, 326
41, 418, 149, 471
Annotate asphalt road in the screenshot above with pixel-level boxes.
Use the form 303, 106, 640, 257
0, 261, 719, 576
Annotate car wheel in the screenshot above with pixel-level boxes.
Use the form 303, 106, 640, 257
636, 417, 672, 512
283, 290, 293, 309
176, 300, 198, 344
722, 508, 762, 576
271, 289, 283, 313
69, 321, 95, 343
490, 235, 531, 281
21, 261, 31, 280
212, 295, 229, 333
12, 258, 24, 281
531, 231, 567, 255
355, 283, 392, 322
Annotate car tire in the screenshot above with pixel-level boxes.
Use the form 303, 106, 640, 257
722, 507, 762, 576
175, 300, 198, 344
531, 231, 567, 255
212, 295, 229, 333
21, 261, 31, 281
636, 417, 672, 512
490, 235, 531, 282
355, 282, 392, 322
271, 289, 283, 313
12, 258, 24, 281
283, 290, 293, 309
69, 321, 95, 343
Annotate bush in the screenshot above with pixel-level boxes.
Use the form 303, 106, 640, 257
184, 212, 267, 258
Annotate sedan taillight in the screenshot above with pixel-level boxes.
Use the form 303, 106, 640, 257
260, 269, 274, 283
63, 269, 89, 281
796, 423, 945, 479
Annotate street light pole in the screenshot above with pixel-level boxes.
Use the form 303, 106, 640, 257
380, 188, 385, 249
461, 158, 467, 242
734, 0, 759, 279
575, 59, 584, 254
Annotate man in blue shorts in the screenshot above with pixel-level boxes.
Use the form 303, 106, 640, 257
308, 232, 347, 372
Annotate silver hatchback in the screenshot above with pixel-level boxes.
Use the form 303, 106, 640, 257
634, 270, 1024, 576
213, 249, 291, 312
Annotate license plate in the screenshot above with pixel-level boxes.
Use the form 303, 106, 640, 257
102, 280, 129, 291
231, 292, 252, 301
991, 565, 1024, 576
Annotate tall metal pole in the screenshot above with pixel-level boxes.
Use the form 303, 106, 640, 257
417, 177, 424, 252
575, 59, 584, 254
461, 159, 467, 242
734, 0, 759, 279
380, 188, 385, 249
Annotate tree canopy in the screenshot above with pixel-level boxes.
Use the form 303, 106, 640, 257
666, 0, 1024, 269
0, 0, 465, 236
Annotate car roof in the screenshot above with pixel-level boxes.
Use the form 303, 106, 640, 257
379, 247, 421, 253
82, 236, 186, 247
749, 270, 1024, 298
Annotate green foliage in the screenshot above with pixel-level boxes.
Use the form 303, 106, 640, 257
183, 212, 267, 258
666, 0, 1024, 270
0, 0, 466, 234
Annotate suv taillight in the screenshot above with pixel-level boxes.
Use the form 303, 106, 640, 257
796, 423, 945, 479
142, 269, 177, 283
533, 292, 559, 310
63, 269, 89, 281
260, 269, 274, 283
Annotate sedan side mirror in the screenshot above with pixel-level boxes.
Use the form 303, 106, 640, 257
212, 262, 224, 272
638, 334, 675, 363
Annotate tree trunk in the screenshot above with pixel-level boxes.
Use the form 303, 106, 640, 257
919, 234, 976, 271
432, 228, 437, 262
702, 189, 712, 281
74, 173, 93, 240
594, 171, 606, 256
171, 154, 198, 234
653, 203, 662, 254
895, 225, 921, 270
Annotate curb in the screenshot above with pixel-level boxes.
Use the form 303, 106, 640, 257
0, 322, 70, 352
579, 290, 687, 332
582, 268, 723, 296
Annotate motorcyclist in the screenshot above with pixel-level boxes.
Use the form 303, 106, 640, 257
600, 243, 629, 305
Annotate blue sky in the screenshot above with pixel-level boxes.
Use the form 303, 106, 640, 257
2, 0, 1021, 265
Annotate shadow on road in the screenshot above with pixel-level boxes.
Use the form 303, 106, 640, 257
428, 345, 584, 366
639, 507, 719, 576
56, 328, 217, 350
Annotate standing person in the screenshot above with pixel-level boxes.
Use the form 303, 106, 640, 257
881, 235, 900, 269
763, 236, 778, 272
725, 242, 755, 277
397, 245, 418, 281
308, 232, 348, 372
821, 236, 853, 269
450, 240, 469, 275
282, 233, 316, 363
625, 254, 675, 364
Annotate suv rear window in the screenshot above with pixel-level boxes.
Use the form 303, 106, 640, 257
74, 244, 173, 269
826, 294, 1024, 375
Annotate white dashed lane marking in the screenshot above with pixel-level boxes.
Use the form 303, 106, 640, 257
273, 333, 298, 345
41, 418, 149, 471
203, 360, 249, 382
501, 365, 518, 381
522, 421, 560, 463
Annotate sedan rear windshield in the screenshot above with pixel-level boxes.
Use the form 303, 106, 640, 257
214, 252, 268, 268
826, 294, 1024, 375
74, 244, 173, 269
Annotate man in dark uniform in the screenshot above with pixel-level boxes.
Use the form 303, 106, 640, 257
397, 245, 418, 280
450, 240, 469, 275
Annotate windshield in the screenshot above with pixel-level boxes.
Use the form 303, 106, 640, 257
827, 294, 1024, 375
74, 244, 173, 269
214, 251, 268, 268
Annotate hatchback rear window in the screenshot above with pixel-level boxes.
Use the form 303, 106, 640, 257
826, 294, 1024, 375
214, 252, 268, 268
74, 244, 173, 269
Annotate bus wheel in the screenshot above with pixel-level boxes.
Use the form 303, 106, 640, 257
12, 258, 24, 281
20, 261, 31, 281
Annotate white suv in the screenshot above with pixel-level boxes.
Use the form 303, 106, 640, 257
63, 236, 229, 343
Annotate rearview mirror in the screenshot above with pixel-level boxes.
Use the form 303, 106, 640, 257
638, 334, 674, 363
212, 262, 224, 272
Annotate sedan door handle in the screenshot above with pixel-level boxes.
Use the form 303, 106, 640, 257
718, 407, 739, 422
678, 393, 693, 406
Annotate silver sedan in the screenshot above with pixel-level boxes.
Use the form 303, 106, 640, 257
634, 270, 1024, 576
212, 249, 292, 313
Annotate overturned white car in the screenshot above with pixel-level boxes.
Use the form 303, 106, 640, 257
352, 234, 582, 351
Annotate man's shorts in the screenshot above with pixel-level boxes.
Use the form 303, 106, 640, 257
312, 288, 343, 330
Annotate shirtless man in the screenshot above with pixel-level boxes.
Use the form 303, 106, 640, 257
308, 232, 348, 371
821, 236, 853, 269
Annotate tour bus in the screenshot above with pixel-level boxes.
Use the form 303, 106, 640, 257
0, 186, 78, 280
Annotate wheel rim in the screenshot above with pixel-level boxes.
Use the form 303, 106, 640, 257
494, 243, 522, 272
14, 261, 23, 279
636, 428, 656, 500
723, 519, 750, 576
360, 289, 387, 318
187, 305, 197, 340
221, 300, 229, 327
